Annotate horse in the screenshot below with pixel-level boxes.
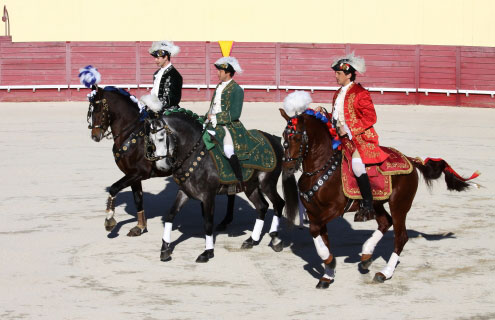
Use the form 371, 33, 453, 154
85, 84, 238, 236
147, 109, 299, 263
279, 108, 479, 289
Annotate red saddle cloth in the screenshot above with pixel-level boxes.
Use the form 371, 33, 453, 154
341, 146, 413, 200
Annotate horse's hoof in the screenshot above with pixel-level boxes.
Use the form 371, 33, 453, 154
241, 237, 256, 249
358, 257, 373, 272
160, 241, 172, 262
373, 272, 387, 283
270, 233, 283, 252
315, 278, 334, 289
127, 226, 147, 237
195, 249, 214, 263
104, 217, 117, 231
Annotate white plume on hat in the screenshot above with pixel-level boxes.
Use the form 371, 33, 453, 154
283, 91, 312, 115
149, 40, 180, 57
215, 56, 243, 73
332, 51, 366, 74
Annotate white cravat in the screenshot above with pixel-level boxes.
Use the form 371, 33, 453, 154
332, 81, 353, 139
151, 63, 172, 97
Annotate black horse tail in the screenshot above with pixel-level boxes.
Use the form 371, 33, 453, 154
260, 130, 299, 225
409, 157, 480, 192
282, 171, 299, 225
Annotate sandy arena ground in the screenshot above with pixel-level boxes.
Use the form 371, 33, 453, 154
0, 101, 494, 319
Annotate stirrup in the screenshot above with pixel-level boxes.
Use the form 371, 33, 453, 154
354, 206, 376, 222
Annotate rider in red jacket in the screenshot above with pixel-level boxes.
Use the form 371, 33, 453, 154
320, 53, 388, 222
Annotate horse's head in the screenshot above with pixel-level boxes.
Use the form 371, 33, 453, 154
79, 65, 111, 142
147, 118, 177, 172
280, 108, 308, 175
87, 86, 112, 142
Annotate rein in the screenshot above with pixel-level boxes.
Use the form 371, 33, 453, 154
148, 118, 208, 183
283, 115, 343, 202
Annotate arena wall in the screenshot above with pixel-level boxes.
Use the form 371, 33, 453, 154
1, 37, 494, 107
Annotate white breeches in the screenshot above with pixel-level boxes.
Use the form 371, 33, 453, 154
223, 129, 234, 158
352, 152, 366, 177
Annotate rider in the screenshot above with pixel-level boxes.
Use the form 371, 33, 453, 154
140, 40, 183, 117
317, 52, 388, 222
205, 56, 247, 191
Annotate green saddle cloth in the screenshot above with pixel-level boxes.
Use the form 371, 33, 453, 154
203, 129, 277, 184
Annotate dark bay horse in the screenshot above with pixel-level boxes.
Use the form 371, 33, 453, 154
148, 109, 299, 262
280, 109, 479, 288
86, 85, 237, 236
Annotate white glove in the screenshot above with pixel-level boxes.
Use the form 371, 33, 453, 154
210, 115, 217, 128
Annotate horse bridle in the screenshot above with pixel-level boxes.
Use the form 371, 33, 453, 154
282, 118, 309, 172
87, 97, 112, 139
146, 119, 178, 162
283, 117, 340, 177
147, 118, 207, 182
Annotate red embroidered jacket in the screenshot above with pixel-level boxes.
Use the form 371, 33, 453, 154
332, 83, 388, 164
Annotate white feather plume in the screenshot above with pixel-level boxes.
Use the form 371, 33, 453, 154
331, 51, 366, 74
140, 94, 162, 112
283, 91, 312, 115
149, 40, 180, 57
214, 56, 243, 73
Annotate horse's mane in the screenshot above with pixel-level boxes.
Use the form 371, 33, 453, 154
300, 109, 341, 150
102, 86, 139, 111
163, 108, 205, 131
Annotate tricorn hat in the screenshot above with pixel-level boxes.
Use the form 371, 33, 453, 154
331, 52, 366, 74
214, 56, 243, 74
149, 40, 180, 58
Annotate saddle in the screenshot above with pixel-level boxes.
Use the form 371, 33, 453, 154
204, 130, 277, 184
341, 146, 413, 200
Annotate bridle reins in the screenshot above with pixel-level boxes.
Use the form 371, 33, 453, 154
87, 97, 142, 141
147, 119, 207, 178
87, 98, 112, 139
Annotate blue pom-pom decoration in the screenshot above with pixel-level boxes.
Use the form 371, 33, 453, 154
78, 65, 101, 88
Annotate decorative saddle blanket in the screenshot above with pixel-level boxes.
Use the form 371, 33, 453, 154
206, 130, 277, 184
342, 146, 413, 200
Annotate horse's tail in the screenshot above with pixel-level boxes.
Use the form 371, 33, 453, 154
261, 130, 298, 225
282, 171, 299, 225
409, 157, 480, 191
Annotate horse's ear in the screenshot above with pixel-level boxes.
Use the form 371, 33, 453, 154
279, 108, 290, 121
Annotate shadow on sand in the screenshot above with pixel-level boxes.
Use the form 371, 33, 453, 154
104, 179, 455, 279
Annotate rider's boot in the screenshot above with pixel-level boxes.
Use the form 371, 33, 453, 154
227, 154, 246, 192
354, 173, 375, 222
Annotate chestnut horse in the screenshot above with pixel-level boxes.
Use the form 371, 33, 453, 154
86, 85, 237, 236
280, 109, 479, 289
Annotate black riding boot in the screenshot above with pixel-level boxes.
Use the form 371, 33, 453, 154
354, 173, 375, 222
227, 154, 246, 192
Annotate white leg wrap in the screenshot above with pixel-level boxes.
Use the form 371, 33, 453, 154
205, 235, 214, 250
313, 235, 330, 261
269, 215, 279, 234
352, 158, 366, 177
251, 219, 264, 241
380, 252, 400, 279
162, 222, 172, 243
105, 209, 115, 220
297, 196, 306, 227
323, 261, 336, 280
362, 230, 384, 255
